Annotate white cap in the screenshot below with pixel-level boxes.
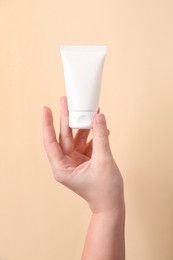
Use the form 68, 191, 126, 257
69, 111, 96, 129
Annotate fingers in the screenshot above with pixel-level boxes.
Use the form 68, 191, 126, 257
59, 96, 74, 154
74, 129, 91, 153
92, 113, 111, 159
84, 139, 93, 158
42, 106, 64, 166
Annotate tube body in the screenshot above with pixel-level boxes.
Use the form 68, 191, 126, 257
60, 45, 107, 129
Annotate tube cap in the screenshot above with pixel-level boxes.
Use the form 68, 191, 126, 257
69, 111, 96, 129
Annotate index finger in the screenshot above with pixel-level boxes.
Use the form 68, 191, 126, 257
42, 106, 64, 166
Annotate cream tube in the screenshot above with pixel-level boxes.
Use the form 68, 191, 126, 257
60, 45, 107, 129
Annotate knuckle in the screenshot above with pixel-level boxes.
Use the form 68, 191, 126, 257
53, 172, 63, 183
97, 128, 110, 138
53, 169, 66, 185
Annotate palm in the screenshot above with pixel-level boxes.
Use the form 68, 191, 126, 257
43, 96, 92, 178
54, 131, 93, 192
63, 151, 90, 169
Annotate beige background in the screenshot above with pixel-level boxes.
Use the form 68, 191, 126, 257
0, 0, 173, 259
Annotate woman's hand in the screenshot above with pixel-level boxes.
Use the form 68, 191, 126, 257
42, 96, 124, 214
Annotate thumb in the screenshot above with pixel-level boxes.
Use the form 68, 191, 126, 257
92, 113, 111, 158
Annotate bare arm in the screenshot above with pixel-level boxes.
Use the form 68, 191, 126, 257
42, 96, 125, 260
82, 201, 125, 260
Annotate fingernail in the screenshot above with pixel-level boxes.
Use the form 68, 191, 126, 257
95, 114, 106, 125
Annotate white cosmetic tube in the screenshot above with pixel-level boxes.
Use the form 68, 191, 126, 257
60, 45, 107, 129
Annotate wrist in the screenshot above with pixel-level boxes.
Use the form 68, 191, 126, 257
89, 190, 125, 215
93, 200, 125, 218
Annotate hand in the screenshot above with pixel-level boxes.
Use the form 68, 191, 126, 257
42, 96, 124, 213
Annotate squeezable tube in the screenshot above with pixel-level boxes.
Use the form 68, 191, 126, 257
60, 45, 107, 129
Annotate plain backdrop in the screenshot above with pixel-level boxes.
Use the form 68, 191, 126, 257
0, 0, 173, 259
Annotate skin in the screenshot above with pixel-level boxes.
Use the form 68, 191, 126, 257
42, 96, 125, 260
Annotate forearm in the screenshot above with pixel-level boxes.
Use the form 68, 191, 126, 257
82, 200, 125, 260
